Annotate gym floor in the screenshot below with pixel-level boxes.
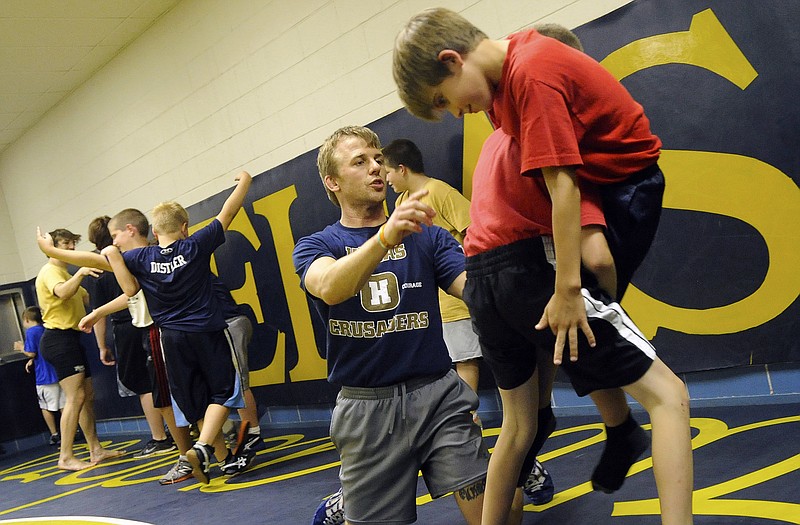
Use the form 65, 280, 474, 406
0, 402, 797, 525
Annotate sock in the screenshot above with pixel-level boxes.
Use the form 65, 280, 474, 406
530, 406, 556, 457
248, 425, 261, 436
178, 454, 188, 461
606, 411, 638, 441
591, 412, 649, 493
517, 406, 557, 487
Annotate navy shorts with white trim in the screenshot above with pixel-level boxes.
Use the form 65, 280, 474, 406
464, 238, 654, 394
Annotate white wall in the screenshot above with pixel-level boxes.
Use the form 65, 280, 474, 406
0, 0, 631, 284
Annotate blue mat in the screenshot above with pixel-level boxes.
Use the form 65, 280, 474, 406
0, 403, 797, 524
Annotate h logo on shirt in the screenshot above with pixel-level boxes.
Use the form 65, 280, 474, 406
361, 272, 399, 312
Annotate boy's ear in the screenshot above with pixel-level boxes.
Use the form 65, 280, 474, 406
437, 49, 464, 71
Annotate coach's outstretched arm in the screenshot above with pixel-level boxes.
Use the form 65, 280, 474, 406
304, 189, 434, 305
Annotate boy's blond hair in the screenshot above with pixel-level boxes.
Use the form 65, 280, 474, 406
151, 201, 188, 235
393, 7, 487, 121
317, 125, 382, 207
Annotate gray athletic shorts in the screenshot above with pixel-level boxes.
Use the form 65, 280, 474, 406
331, 369, 489, 524
442, 318, 482, 363
36, 383, 65, 411
226, 315, 253, 390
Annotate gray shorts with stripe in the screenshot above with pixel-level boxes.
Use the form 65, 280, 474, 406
331, 369, 488, 524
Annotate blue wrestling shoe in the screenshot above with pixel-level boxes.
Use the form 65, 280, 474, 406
523, 459, 554, 505
312, 487, 344, 525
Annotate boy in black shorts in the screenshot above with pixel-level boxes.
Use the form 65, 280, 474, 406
462, 130, 693, 525
86, 215, 176, 459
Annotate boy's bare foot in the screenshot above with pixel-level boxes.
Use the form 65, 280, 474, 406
58, 457, 94, 471
90, 447, 126, 464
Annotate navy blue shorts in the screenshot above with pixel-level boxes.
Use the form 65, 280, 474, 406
159, 327, 238, 423
600, 163, 665, 299
111, 320, 152, 395
464, 238, 655, 395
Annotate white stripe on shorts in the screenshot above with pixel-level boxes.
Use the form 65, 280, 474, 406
582, 290, 657, 360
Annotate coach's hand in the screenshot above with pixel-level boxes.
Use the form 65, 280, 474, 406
382, 189, 435, 246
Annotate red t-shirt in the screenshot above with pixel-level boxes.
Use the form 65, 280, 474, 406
489, 29, 661, 184
464, 129, 605, 256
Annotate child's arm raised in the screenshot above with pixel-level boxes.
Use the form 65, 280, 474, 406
36, 227, 113, 271
216, 171, 252, 230
101, 245, 141, 297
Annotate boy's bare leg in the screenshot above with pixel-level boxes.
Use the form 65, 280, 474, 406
237, 388, 259, 428
57, 373, 92, 471
41, 409, 58, 435
483, 372, 540, 525
212, 431, 229, 462
159, 406, 192, 454
590, 388, 630, 427
624, 358, 693, 525
80, 378, 124, 464
140, 393, 168, 441
198, 404, 230, 449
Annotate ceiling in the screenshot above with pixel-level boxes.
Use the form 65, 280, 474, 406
0, 0, 182, 156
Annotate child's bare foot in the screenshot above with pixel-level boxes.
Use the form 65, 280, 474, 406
90, 447, 126, 464
58, 456, 94, 471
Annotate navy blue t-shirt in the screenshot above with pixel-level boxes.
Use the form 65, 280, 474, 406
211, 275, 246, 320
293, 222, 464, 387
122, 219, 227, 332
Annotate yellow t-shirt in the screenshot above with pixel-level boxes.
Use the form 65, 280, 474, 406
35, 262, 88, 330
396, 178, 472, 322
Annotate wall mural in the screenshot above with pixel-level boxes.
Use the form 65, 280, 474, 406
180, 0, 800, 406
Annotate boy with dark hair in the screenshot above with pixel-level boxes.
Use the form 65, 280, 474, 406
35, 228, 124, 471
394, 10, 692, 525
39, 211, 194, 484
382, 138, 483, 406
86, 215, 176, 459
